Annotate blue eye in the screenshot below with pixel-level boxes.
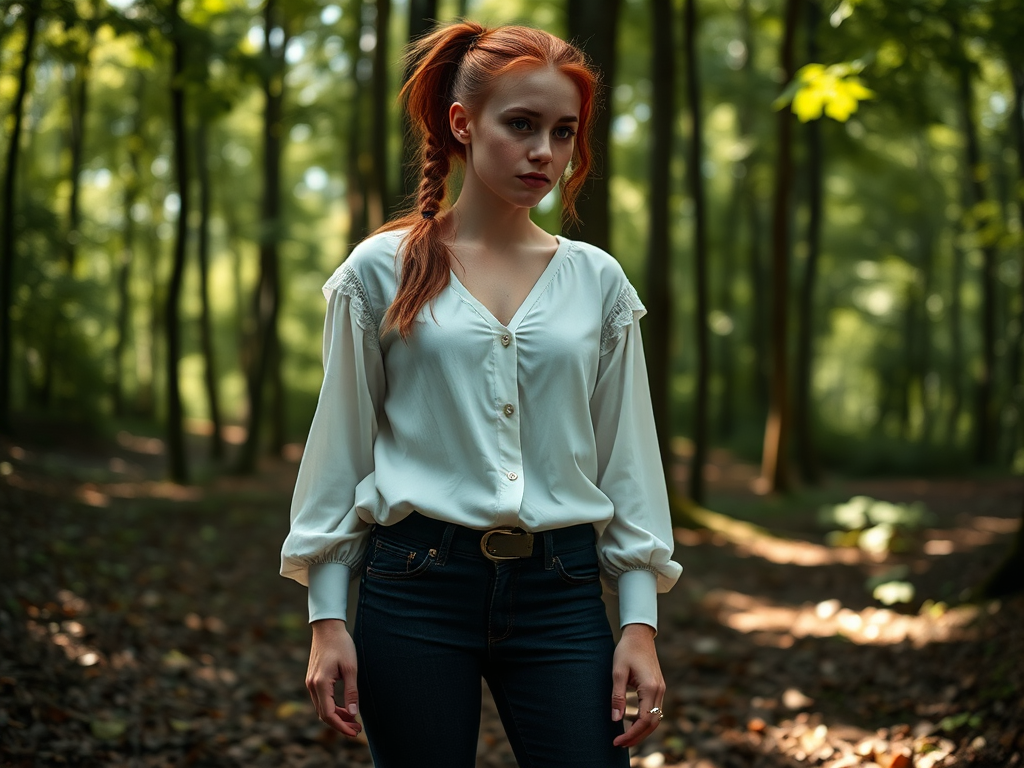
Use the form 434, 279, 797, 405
554, 126, 577, 139
509, 118, 531, 131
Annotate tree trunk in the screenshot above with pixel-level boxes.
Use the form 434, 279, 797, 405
945, 222, 965, 445
398, 0, 438, 206
0, 0, 40, 435
977, 496, 1024, 599
65, 44, 92, 274
196, 117, 225, 460
758, 0, 803, 494
565, 0, 621, 251
739, 0, 769, 416
953, 31, 998, 465
138, 191, 163, 419
239, 0, 287, 473
347, 0, 371, 245
794, 0, 822, 485
645, 0, 675, 480
793, 119, 822, 483
1005, 64, 1024, 465
457, 0, 468, 17
683, 0, 710, 505
166, 0, 190, 483
368, 0, 390, 228
112, 75, 144, 418
917, 214, 937, 443
717, 180, 740, 441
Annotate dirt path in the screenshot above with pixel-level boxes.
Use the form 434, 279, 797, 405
1, 433, 1020, 767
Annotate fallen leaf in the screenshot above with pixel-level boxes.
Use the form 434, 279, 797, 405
91, 718, 127, 740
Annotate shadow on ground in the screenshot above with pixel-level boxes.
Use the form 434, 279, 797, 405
0, 430, 1021, 767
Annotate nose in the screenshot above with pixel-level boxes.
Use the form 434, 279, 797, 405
528, 134, 553, 163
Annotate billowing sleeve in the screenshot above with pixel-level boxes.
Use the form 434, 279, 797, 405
280, 264, 385, 624
590, 280, 682, 633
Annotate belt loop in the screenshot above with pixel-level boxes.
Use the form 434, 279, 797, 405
543, 531, 554, 570
436, 523, 456, 566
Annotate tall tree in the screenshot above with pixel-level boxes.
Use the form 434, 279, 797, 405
368, 0, 390, 227
112, 75, 145, 418
38, 5, 99, 407
683, 0, 709, 504
346, 0, 371, 245
950, 20, 998, 464
1006, 64, 1024, 463
793, 0, 823, 485
195, 116, 225, 460
0, 0, 41, 435
239, 0, 289, 472
166, 0, 191, 483
645, 0, 675, 479
565, 0, 621, 251
758, 0, 803, 494
398, 0, 438, 205
739, 0, 769, 418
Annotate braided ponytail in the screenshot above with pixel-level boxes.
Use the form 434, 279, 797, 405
377, 21, 598, 338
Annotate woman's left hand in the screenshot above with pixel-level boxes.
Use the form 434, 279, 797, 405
610, 622, 666, 748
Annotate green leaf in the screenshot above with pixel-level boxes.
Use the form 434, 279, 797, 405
91, 718, 127, 740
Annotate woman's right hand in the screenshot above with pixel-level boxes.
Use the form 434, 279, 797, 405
306, 619, 362, 737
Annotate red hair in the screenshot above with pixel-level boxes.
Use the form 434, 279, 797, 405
377, 21, 600, 338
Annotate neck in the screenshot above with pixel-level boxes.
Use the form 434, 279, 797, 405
448, 164, 543, 248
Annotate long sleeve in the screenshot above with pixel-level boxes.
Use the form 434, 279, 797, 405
590, 282, 682, 632
280, 266, 385, 623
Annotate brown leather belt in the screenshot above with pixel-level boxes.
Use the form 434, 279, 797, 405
480, 528, 535, 561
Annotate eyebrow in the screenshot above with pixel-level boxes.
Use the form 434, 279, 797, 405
501, 108, 579, 123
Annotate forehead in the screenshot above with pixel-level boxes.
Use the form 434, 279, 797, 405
483, 64, 582, 117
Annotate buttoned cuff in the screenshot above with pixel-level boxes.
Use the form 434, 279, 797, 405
617, 568, 659, 634
307, 562, 351, 624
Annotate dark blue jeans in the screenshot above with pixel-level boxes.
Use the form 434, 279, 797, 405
354, 513, 630, 768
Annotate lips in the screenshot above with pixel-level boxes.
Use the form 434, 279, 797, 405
518, 173, 550, 189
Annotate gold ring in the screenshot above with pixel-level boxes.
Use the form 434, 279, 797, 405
648, 707, 664, 721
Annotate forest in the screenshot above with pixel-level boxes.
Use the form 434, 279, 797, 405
1, 0, 1023, 766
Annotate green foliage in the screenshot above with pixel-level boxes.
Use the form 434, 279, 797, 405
819, 494, 935, 555
0, 0, 1021, 478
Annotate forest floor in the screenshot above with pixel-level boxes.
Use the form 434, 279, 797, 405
0, 425, 1022, 768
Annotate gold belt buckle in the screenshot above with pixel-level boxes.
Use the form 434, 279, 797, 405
480, 528, 534, 561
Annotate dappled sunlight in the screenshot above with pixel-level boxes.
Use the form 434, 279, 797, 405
23, 590, 107, 669
631, 709, 960, 768
115, 430, 164, 455
676, 526, 871, 566
674, 507, 1017, 569
703, 587, 985, 647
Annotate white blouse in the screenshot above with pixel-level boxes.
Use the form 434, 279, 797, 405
281, 229, 682, 630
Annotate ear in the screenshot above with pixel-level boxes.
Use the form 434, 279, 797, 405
449, 102, 472, 145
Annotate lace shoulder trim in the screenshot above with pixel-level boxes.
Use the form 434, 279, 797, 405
323, 264, 380, 352
600, 281, 646, 356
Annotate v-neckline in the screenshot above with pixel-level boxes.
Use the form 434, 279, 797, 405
448, 235, 570, 331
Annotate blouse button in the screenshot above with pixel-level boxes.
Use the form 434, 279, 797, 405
506, 471, 519, 481
503, 403, 515, 417
500, 334, 511, 347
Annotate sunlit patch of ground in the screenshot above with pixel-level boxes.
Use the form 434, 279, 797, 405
1, 433, 1021, 767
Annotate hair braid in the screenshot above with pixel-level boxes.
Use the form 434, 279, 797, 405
375, 21, 598, 339
417, 137, 450, 218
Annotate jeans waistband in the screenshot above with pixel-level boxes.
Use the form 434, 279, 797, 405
376, 512, 596, 563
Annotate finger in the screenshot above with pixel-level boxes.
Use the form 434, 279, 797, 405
341, 665, 360, 719
613, 712, 659, 748
320, 706, 361, 738
309, 677, 357, 736
613, 693, 663, 748
610, 666, 628, 722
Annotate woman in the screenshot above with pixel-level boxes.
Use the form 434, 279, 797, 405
281, 20, 682, 768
